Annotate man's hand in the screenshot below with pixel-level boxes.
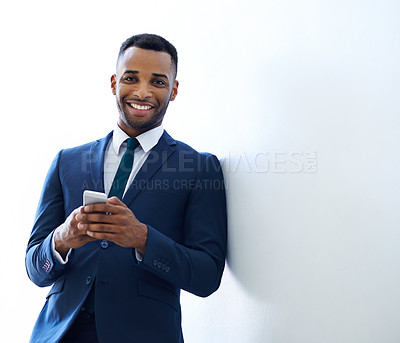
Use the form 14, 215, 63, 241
53, 207, 97, 260
75, 197, 148, 255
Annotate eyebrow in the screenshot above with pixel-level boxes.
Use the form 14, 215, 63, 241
123, 70, 169, 80
123, 70, 139, 75
152, 73, 169, 80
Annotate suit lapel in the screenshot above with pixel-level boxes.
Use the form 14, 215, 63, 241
89, 131, 113, 193
123, 131, 177, 206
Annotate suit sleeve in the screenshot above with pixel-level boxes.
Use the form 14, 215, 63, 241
25, 151, 70, 287
140, 154, 228, 297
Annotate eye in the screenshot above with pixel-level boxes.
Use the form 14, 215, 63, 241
152, 80, 166, 86
124, 76, 137, 82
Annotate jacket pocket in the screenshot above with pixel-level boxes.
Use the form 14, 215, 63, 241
46, 276, 66, 299
138, 280, 179, 312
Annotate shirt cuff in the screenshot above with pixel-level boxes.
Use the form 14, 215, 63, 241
135, 249, 144, 262
51, 231, 72, 264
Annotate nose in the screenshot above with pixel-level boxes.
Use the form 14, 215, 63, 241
134, 82, 151, 100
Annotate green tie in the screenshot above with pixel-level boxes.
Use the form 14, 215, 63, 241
108, 137, 140, 199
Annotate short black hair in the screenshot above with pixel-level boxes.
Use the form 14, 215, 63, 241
118, 33, 178, 78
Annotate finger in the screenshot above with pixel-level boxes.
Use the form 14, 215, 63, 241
69, 207, 83, 224
76, 212, 115, 225
76, 222, 95, 235
81, 222, 119, 234
107, 196, 128, 208
86, 230, 117, 241
83, 203, 118, 214
75, 212, 90, 230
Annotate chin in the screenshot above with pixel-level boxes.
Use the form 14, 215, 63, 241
126, 114, 164, 131
124, 118, 157, 132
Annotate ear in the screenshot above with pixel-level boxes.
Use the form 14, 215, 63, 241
110, 74, 117, 95
170, 80, 179, 101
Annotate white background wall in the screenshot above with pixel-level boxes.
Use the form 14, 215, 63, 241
1, 1, 399, 342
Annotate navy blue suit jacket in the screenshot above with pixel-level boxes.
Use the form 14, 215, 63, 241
26, 130, 227, 343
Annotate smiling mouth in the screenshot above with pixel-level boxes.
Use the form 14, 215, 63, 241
128, 103, 153, 110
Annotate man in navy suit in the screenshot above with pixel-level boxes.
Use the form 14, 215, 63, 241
26, 34, 227, 342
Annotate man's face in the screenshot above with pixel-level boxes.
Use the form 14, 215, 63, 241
111, 47, 178, 136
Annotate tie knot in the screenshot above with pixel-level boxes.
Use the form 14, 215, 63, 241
127, 137, 139, 150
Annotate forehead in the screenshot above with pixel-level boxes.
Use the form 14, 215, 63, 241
117, 47, 174, 77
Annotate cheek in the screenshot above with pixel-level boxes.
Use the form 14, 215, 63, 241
116, 86, 129, 101
157, 91, 174, 106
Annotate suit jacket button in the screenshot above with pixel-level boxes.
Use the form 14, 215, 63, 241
153, 259, 158, 266
165, 266, 170, 273
100, 240, 109, 249
157, 262, 162, 269
86, 276, 92, 285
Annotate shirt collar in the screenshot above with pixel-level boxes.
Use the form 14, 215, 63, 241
112, 124, 164, 155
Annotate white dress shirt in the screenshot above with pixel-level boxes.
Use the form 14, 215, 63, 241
103, 124, 164, 196
52, 124, 164, 263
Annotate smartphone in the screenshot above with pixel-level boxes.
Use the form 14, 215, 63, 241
83, 190, 107, 206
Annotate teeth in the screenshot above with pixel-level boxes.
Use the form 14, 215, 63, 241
130, 103, 152, 110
